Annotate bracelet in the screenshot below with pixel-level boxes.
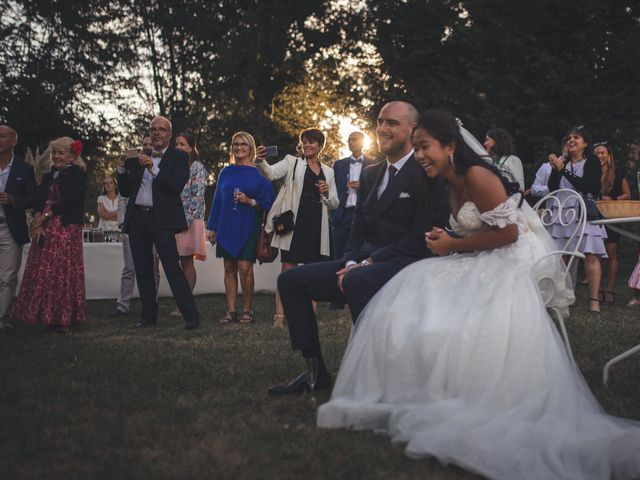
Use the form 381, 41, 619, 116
250, 199, 257, 208
360, 259, 370, 267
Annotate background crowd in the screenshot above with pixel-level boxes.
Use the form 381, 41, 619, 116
1, 115, 640, 334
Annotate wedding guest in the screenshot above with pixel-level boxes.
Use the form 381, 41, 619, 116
171, 132, 207, 315
13, 137, 87, 334
255, 128, 339, 328
207, 132, 275, 324
110, 136, 160, 318
547, 126, 606, 313
596, 141, 630, 306
97, 175, 120, 231
330, 131, 375, 261
627, 253, 640, 306
0, 125, 36, 333
484, 128, 525, 190
117, 116, 200, 330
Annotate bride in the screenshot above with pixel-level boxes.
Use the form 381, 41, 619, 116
317, 110, 640, 480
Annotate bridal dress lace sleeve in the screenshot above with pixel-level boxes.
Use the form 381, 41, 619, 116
317, 196, 640, 480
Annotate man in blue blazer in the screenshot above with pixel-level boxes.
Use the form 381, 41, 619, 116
330, 131, 376, 261
116, 116, 200, 330
0, 125, 36, 333
269, 102, 449, 395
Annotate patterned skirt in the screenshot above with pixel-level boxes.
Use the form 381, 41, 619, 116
13, 216, 85, 326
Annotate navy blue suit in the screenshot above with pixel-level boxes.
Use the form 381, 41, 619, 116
3, 157, 36, 245
330, 155, 375, 259
278, 154, 449, 357
117, 146, 199, 327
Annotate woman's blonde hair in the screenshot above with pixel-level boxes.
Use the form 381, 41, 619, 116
230, 131, 256, 163
48, 137, 87, 171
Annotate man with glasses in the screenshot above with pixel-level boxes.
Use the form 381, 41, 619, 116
0, 126, 36, 333
116, 116, 200, 330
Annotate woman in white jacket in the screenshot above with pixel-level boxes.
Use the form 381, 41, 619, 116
255, 128, 339, 328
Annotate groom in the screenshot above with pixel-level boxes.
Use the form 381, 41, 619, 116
268, 101, 449, 395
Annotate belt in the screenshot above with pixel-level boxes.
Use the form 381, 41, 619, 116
344, 206, 356, 212
135, 205, 153, 212
0, 217, 6, 224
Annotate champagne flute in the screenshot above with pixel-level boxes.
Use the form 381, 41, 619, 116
233, 187, 240, 210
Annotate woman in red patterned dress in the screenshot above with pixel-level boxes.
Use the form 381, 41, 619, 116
13, 137, 87, 333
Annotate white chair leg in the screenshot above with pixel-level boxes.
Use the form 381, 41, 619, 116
603, 343, 640, 386
549, 307, 575, 366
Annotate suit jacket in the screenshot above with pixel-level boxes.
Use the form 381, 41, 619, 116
2, 156, 36, 245
117, 146, 189, 233
343, 154, 449, 265
35, 164, 87, 226
330, 155, 376, 226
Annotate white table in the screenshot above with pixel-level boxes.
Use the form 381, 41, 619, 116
590, 217, 640, 385
17, 243, 282, 300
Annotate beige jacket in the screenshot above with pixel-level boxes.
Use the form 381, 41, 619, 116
256, 154, 338, 256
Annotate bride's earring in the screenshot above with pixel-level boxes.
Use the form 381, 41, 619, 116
449, 153, 455, 168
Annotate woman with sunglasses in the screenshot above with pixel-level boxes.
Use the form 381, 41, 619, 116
595, 142, 630, 305
547, 126, 607, 313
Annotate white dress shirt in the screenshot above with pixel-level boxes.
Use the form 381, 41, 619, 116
531, 162, 552, 198
346, 155, 364, 208
134, 148, 165, 207
0, 156, 14, 219
377, 149, 414, 198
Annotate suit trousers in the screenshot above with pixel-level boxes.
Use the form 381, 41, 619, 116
0, 224, 22, 324
117, 233, 159, 313
278, 259, 407, 356
128, 209, 199, 324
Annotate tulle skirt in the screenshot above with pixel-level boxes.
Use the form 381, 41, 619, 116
318, 228, 640, 479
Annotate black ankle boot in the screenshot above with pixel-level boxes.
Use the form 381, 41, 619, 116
268, 357, 332, 395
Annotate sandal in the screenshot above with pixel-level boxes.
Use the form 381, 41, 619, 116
626, 298, 640, 307
589, 298, 601, 313
272, 314, 285, 329
219, 311, 238, 324
604, 291, 615, 305
239, 310, 255, 324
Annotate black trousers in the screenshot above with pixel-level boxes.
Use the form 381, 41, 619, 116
128, 208, 199, 325
278, 259, 407, 356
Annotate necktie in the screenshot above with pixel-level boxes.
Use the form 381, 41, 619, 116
388, 164, 397, 179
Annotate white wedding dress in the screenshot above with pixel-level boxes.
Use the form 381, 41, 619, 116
318, 196, 640, 480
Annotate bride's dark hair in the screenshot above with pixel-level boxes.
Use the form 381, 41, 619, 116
415, 110, 520, 197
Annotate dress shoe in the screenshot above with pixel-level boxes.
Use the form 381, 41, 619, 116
109, 309, 128, 318
185, 321, 200, 330
0, 322, 16, 334
128, 321, 156, 329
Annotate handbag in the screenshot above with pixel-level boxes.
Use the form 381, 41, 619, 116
256, 210, 278, 264
582, 193, 602, 221
272, 158, 298, 235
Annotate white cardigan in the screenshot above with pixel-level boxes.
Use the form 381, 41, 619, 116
256, 154, 339, 256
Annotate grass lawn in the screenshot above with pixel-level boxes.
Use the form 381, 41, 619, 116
2, 257, 640, 479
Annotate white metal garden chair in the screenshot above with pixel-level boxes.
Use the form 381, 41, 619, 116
530, 189, 587, 365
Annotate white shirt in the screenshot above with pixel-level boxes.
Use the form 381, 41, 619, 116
531, 162, 552, 198
377, 149, 414, 198
0, 156, 14, 219
346, 154, 364, 208
134, 147, 165, 207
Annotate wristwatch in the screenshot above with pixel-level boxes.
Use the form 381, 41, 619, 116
250, 199, 257, 208
360, 259, 370, 267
